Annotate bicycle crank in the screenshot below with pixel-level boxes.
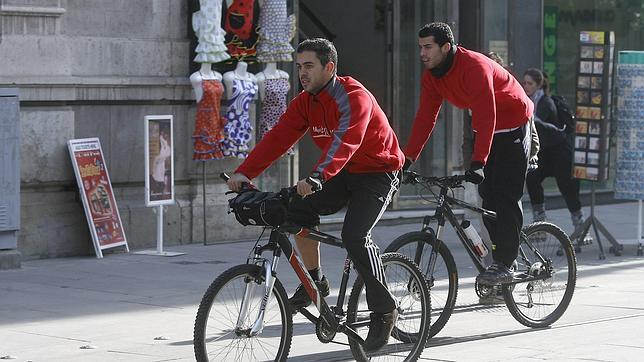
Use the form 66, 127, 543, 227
316, 319, 336, 343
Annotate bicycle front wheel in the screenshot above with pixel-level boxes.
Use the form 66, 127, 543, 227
193, 264, 293, 362
385, 231, 458, 338
346, 252, 431, 362
502, 222, 577, 328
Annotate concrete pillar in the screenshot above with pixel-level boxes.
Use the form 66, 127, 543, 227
0, 88, 22, 269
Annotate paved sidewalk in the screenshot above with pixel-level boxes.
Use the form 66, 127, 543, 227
1, 202, 643, 361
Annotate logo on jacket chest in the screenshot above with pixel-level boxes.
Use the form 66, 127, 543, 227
311, 126, 332, 138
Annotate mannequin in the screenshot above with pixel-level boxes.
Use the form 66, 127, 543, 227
255, 62, 291, 152
223, 61, 257, 98
255, 62, 289, 100
191, 62, 227, 160
190, 62, 223, 103
221, 61, 258, 158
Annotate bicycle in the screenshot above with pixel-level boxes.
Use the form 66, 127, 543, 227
193, 173, 432, 361
385, 171, 577, 337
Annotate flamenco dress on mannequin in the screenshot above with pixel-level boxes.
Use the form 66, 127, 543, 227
256, 0, 296, 63
221, 78, 258, 158
192, 0, 230, 63
222, 0, 260, 61
258, 75, 293, 155
193, 78, 227, 160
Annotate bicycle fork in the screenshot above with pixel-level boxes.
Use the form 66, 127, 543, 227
236, 253, 280, 336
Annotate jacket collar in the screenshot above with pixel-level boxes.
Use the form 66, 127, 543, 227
430, 44, 457, 78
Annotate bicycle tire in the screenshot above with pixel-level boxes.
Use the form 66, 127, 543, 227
502, 222, 577, 328
385, 231, 458, 338
193, 264, 293, 361
346, 252, 431, 362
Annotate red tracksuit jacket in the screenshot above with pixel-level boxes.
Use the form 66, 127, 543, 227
236, 76, 405, 181
404, 46, 533, 165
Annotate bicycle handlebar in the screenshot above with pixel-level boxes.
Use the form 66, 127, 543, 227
403, 171, 469, 189
221, 172, 299, 200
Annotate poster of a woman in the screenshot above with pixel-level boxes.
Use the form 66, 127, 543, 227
145, 115, 174, 206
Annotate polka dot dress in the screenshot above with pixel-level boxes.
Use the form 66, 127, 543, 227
256, 0, 296, 63
258, 77, 293, 155
192, 0, 230, 63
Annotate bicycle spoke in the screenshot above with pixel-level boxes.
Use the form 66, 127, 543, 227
194, 265, 292, 361
503, 223, 576, 327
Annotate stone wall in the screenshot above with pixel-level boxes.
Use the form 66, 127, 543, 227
1, 0, 260, 260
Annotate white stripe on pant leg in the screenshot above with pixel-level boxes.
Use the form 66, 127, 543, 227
363, 173, 400, 287
365, 239, 383, 283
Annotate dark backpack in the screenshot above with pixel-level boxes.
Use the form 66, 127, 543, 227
550, 95, 575, 134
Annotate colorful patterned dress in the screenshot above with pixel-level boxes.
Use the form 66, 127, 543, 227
221, 78, 258, 158
193, 79, 227, 160
256, 0, 296, 63
258, 77, 292, 154
222, 0, 260, 62
192, 0, 230, 63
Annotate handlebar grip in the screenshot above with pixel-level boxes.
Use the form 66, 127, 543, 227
220, 173, 230, 182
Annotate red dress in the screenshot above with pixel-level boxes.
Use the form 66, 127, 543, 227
193, 79, 226, 160
222, 0, 259, 61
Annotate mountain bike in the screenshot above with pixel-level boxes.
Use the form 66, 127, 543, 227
385, 171, 577, 337
193, 173, 432, 361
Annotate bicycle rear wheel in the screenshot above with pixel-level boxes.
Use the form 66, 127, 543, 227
502, 222, 577, 328
385, 231, 458, 338
193, 264, 293, 361
346, 252, 431, 362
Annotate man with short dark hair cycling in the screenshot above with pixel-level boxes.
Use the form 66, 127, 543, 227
227, 38, 404, 352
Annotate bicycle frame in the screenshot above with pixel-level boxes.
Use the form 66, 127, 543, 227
416, 177, 555, 286
422, 184, 497, 276
238, 223, 363, 343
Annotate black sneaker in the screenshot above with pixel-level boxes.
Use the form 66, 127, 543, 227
363, 309, 399, 352
288, 275, 330, 311
476, 262, 514, 286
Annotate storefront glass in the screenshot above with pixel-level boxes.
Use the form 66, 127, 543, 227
543, 0, 644, 190
392, 1, 448, 198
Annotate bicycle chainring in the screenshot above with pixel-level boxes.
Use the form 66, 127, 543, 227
475, 279, 494, 298
316, 319, 336, 343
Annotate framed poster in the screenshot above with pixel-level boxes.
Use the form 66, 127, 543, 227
68, 138, 128, 258
145, 115, 175, 206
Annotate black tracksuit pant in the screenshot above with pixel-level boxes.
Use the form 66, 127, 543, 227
478, 122, 530, 267
287, 169, 401, 313
526, 141, 581, 213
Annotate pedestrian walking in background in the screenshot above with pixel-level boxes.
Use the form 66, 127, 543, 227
522, 68, 586, 235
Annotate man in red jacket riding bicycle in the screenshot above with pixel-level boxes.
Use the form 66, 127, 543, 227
403, 22, 534, 286
227, 38, 404, 352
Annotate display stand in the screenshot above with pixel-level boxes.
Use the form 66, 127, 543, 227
202, 161, 208, 245
570, 31, 622, 259
638, 201, 643, 256
134, 206, 184, 257
68, 138, 129, 258
615, 51, 644, 256
568, 182, 622, 259
136, 115, 184, 257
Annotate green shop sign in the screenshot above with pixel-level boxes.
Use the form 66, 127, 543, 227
543, 6, 558, 92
